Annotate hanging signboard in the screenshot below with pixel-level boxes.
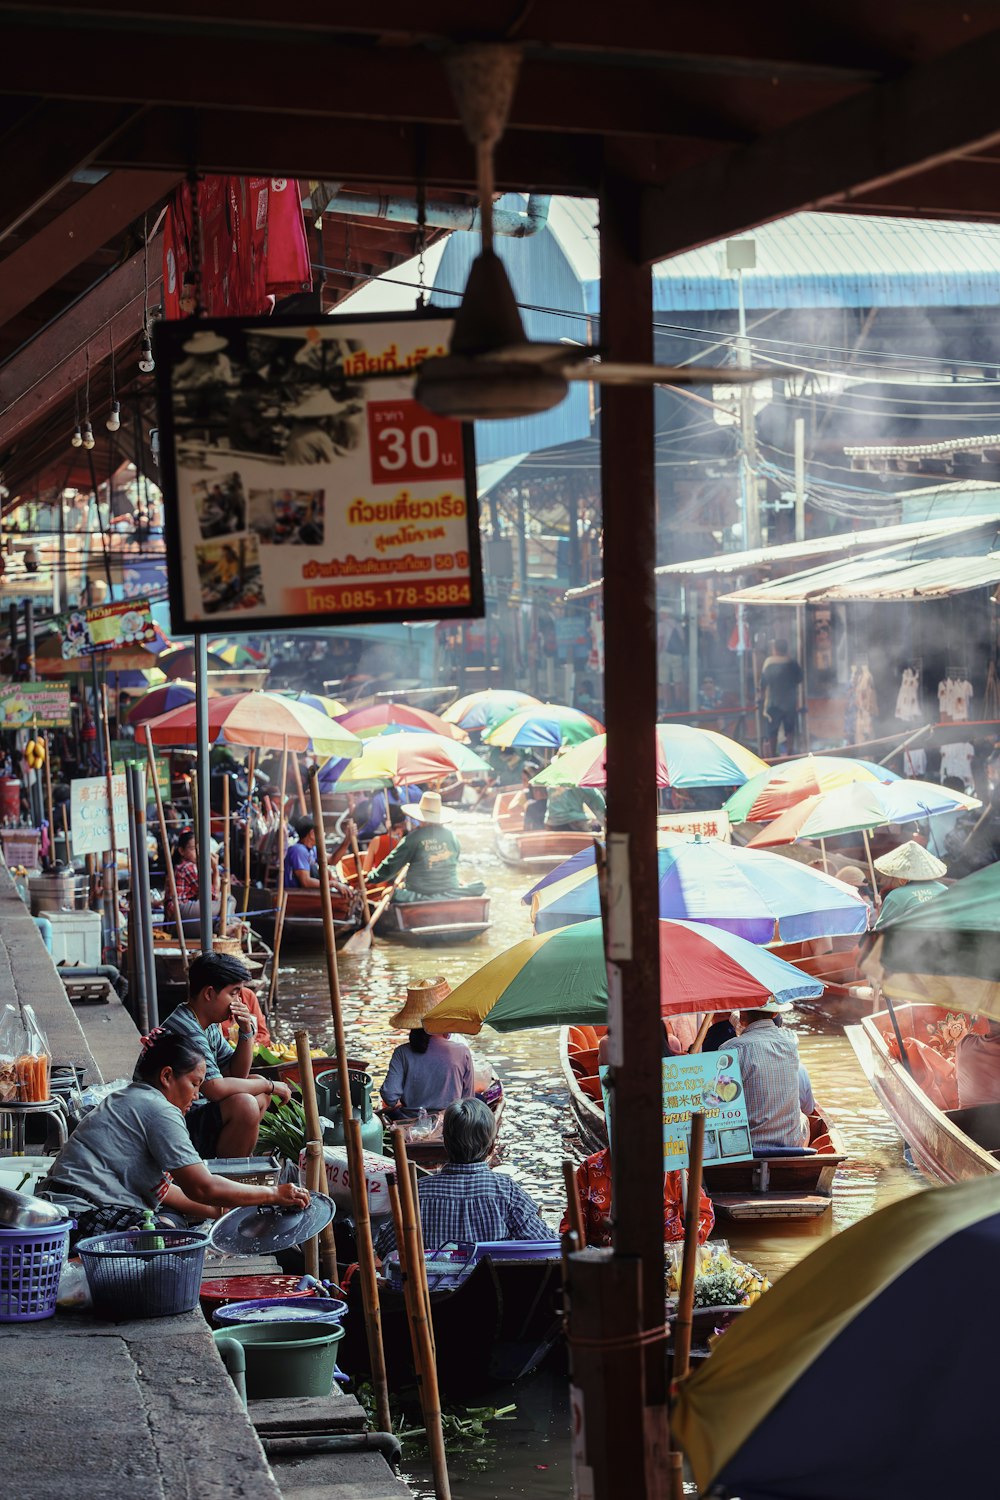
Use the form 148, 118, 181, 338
110, 740, 171, 795
656, 808, 731, 843
0, 682, 72, 728
661, 1049, 753, 1171
154, 311, 483, 634
60, 598, 157, 658
70, 774, 129, 855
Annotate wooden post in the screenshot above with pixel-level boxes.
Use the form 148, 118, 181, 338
565, 1249, 645, 1499
393, 1131, 450, 1500
408, 1160, 436, 1358
61, 801, 72, 867
100, 683, 121, 956
267, 740, 289, 1010
302, 1139, 321, 1280
308, 766, 391, 1433
671, 1112, 706, 1384
291, 752, 306, 816
241, 747, 255, 914
386, 1171, 426, 1384
220, 770, 231, 936
146, 725, 186, 968
295, 1028, 339, 1285
562, 1159, 586, 1248
41, 733, 55, 866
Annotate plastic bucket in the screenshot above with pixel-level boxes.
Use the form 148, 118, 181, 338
199, 1273, 311, 1318
214, 1295, 347, 1327
213, 1320, 346, 1398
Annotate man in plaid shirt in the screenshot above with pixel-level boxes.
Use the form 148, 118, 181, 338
375, 1099, 551, 1256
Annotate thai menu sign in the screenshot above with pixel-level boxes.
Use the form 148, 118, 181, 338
0, 682, 71, 728
657, 809, 731, 843
70, 774, 129, 855
155, 311, 483, 634
661, 1050, 752, 1171
60, 598, 157, 658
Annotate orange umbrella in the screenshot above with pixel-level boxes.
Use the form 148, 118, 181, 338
336, 702, 468, 741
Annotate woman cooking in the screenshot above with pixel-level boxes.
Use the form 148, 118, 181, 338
38, 1031, 309, 1247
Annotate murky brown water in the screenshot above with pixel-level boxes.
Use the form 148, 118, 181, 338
269, 809, 921, 1496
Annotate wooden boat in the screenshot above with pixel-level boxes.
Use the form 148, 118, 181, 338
847, 1002, 1000, 1183
254, 884, 365, 947
380, 1081, 507, 1171
492, 790, 595, 869
560, 1024, 846, 1221
373, 893, 491, 945
340, 1239, 563, 1393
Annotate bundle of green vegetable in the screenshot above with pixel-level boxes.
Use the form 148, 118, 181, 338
257, 1097, 309, 1161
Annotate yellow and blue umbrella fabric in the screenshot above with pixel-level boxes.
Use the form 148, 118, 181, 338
336, 702, 468, 741
532, 724, 766, 790
725, 753, 900, 824
421, 916, 821, 1035
278, 690, 348, 718
484, 702, 603, 750
145, 690, 363, 758
209, 640, 267, 666
326, 731, 491, 789
126, 679, 208, 727
674, 1174, 1000, 1498
442, 688, 541, 734
526, 839, 871, 943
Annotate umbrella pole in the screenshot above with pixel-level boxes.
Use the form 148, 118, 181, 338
100, 684, 121, 959
41, 732, 55, 868
883, 991, 915, 1080
292, 752, 307, 816
266, 741, 289, 1011
672, 1110, 706, 1386
194, 636, 213, 955
220, 772, 231, 936
308, 765, 391, 1434
241, 748, 255, 915
819, 836, 829, 873
862, 828, 880, 907
146, 726, 186, 968
295, 1028, 339, 1285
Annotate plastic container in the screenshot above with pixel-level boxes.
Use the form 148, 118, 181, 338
0, 1220, 71, 1321
45, 911, 102, 968
200, 1273, 312, 1318
214, 1295, 347, 1327
213, 1320, 346, 1398
203, 1156, 280, 1188
0, 778, 22, 822
76, 1228, 209, 1319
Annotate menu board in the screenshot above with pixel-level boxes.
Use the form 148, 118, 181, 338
60, 598, 156, 658
155, 311, 483, 633
0, 682, 72, 728
70, 774, 129, 855
661, 1050, 752, 1171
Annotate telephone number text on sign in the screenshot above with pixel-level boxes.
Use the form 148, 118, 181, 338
301, 580, 472, 613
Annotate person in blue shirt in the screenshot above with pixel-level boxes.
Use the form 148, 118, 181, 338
283, 817, 354, 897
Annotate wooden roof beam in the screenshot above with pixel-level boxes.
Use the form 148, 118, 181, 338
0, 169, 180, 327
0, 100, 145, 243
640, 27, 1000, 263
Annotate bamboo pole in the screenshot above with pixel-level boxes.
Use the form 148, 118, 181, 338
220, 771, 231, 936
409, 1160, 436, 1359
386, 1170, 426, 1384
295, 1028, 339, 1285
393, 1131, 450, 1500
307, 766, 391, 1433
672, 1111, 706, 1384
349, 825, 371, 917
145, 726, 187, 968
100, 684, 121, 955
267, 892, 287, 1012
819, 835, 829, 874
61, 801, 71, 867
562, 1160, 586, 1248
291, 752, 306, 816
241, 748, 255, 914
41, 733, 55, 867
267, 741, 289, 1011
862, 828, 880, 907
302, 1139, 321, 1280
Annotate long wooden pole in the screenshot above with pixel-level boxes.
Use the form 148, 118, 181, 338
862, 828, 880, 908
220, 770, 231, 936
295, 1028, 339, 1285
145, 725, 186, 968
241, 747, 255, 914
41, 732, 55, 867
308, 766, 391, 1433
392, 1131, 450, 1500
349, 825, 371, 917
291, 752, 306, 816
386, 1171, 426, 1384
100, 683, 121, 955
671, 1111, 706, 1384
267, 741, 289, 1011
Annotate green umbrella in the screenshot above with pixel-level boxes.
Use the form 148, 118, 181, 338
866, 862, 1000, 1009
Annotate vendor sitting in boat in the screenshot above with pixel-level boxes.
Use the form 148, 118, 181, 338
367, 791, 485, 901
726, 1008, 814, 1151
166, 827, 234, 935
284, 816, 355, 899
374, 1098, 550, 1256
509, 760, 547, 831
140, 952, 293, 1158
873, 839, 948, 927
544, 783, 605, 834
562, 1146, 714, 1249
380, 980, 476, 1120
956, 1017, 1000, 1108
40, 1029, 309, 1248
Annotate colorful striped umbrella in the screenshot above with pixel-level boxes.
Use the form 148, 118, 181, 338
157, 645, 231, 680
126, 679, 208, 727
674, 1175, 1000, 1498
725, 754, 901, 824
336, 703, 469, 741
526, 838, 871, 943
277, 690, 348, 717
532, 724, 766, 790
327, 731, 491, 789
484, 703, 604, 750
145, 690, 363, 757
442, 689, 542, 733
748, 778, 979, 847
210, 640, 267, 666
421, 916, 821, 1035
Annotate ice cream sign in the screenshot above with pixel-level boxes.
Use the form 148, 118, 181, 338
61, 598, 157, 657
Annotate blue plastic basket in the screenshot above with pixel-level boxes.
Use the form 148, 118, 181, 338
213, 1295, 348, 1327
0, 1221, 71, 1322
76, 1229, 209, 1320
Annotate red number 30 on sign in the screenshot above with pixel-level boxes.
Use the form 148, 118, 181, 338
367, 399, 465, 485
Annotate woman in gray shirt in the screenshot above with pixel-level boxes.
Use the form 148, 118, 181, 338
40, 1031, 308, 1247
380, 1028, 476, 1120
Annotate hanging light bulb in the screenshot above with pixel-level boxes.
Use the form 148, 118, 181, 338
138, 332, 155, 373
106, 400, 121, 433
70, 424, 83, 448
81, 419, 95, 451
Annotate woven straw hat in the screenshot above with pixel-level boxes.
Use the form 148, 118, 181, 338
873, 839, 946, 881
182, 330, 229, 355
287, 389, 351, 418
390, 976, 452, 1030
835, 865, 867, 887
406, 790, 443, 824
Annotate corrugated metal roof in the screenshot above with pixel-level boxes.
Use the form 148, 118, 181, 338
477, 454, 528, 497
719, 518, 1000, 605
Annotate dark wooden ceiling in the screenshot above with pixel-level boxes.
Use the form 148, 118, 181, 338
4, 1, 1000, 501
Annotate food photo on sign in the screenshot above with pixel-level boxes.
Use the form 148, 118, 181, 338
154, 312, 483, 633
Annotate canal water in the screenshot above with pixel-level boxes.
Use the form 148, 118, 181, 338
270, 809, 921, 1497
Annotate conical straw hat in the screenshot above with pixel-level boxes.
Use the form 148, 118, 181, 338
390, 976, 452, 1030
873, 839, 946, 881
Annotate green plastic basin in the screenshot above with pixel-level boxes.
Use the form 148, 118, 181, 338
213, 1319, 346, 1399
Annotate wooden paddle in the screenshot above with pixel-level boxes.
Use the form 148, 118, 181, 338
341, 868, 406, 955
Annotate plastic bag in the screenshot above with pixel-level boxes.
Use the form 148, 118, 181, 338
57, 1259, 93, 1310
16, 1005, 51, 1103
0, 1004, 23, 1103
78, 1078, 130, 1113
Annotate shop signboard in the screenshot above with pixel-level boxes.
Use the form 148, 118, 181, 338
70, 774, 129, 855
0, 681, 72, 728
110, 740, 170, 795
60, 598, 157, 658
656, 808, 731, 842
661, 1050, 752, 1172
154, 311, 482, 634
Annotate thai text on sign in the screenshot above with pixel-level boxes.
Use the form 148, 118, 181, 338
661, 1050, 753, 1171
0, 682, 71, 728
61, 599, 156, 658
657, 809, 731, 843
70, 775, 129, 855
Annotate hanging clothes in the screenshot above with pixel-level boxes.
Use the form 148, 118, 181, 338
894, 668, 922, 723
853, 665, 877, 744
940, 741, 975, 786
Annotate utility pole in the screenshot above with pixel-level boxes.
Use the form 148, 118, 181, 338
727, 239, 759, 730
794, 417, 810, 748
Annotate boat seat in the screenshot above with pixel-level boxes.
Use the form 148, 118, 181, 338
568, 1025, 599, 1052
945, 1102, 1000, 1152
570, 1047, 599, 1078
752, 1145, 816, 1158
578, 1076, 605, 1102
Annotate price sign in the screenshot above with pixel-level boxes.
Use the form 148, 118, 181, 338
367, 400, 465, 484
661, 1050, 753, 1171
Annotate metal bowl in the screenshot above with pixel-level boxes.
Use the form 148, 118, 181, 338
0, 1184, 70, 1229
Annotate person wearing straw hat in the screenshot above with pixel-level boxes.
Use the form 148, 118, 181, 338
173, 329, 235, 388
282, 387, 362, 464
379, 978, 476, 1120
368, 791, 485, 902
873, 839, 948, 928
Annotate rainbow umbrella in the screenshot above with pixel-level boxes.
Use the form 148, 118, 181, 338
327, 731, 491, 789
526, 839, 871, 943
748, 778, 980, 847
126, 679, 210, 727
533, 724, 765, 790
210, 640, 267, 667
336, 703, 468, 742
674, 1175, 1000, 1499
725, 754, 900, 824
158, 645, 231, 680
278, 690, 348, 717
145, 690, 363, 757
484, 703, 603, 750
421, 916, 821, 1035
442, 689, 541, 734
